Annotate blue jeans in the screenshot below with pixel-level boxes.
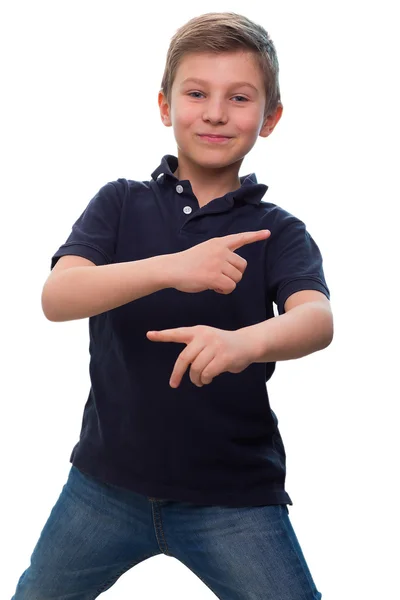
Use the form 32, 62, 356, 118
11, 465, 322, 599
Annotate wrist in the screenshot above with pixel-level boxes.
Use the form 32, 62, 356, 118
235, 325, 262, 365
152, 253, 178, 290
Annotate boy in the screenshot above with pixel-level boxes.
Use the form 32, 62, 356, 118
11, 11, 332, 600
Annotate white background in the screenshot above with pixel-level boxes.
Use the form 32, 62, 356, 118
1, 1, 398, 598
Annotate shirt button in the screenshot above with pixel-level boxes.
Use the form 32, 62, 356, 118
176, 184, 184, 194
183, 206, 192, 214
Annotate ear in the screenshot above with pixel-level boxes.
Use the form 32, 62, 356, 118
158, 90, 172, 127
259, 104, 283, 138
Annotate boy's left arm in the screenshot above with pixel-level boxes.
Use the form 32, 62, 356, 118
240, 290, 334, 363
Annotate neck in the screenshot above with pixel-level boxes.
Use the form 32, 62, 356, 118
174, 151, 242, 207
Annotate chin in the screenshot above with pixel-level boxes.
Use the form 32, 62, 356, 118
192, 155, 236, 169
180, 144, 235, 164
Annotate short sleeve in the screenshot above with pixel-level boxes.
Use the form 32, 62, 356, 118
265, 215, 330, 315
50, 181, 123, 270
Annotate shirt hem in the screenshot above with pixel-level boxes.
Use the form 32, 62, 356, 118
70, 453, 293, 508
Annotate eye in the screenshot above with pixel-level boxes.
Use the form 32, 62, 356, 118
187, 91, 248, 102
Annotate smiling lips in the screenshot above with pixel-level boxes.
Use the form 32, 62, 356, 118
198, 133, 231, 138
198, 134, 232, 143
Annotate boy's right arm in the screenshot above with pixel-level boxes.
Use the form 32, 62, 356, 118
42, 229, 270, 322
41, 254, 175, 322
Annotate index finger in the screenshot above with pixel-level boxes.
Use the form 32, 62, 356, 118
224, 230, 271, 251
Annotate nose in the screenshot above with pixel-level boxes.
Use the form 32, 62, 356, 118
202, 97, 228, 125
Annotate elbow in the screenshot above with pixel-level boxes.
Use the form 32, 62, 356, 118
323, 318, 334, 348
41, 284, 60, 322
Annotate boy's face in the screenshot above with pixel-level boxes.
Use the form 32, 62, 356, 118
158, 50, 282, 170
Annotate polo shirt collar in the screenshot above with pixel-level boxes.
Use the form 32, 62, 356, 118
151, 154, 268, 206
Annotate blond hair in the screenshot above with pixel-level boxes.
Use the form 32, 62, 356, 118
160, 12, 282, 119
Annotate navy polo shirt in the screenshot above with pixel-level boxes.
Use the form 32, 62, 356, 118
51, 154, 330, 507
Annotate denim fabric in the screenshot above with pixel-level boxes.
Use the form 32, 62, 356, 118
11, 465, 322, 599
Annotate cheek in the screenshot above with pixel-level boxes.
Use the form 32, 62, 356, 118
172, 102, 196, 128
237, 111, 263, 134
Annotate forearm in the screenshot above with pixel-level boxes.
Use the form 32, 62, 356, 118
42, 254, 174, 322
241, 302, 334, 363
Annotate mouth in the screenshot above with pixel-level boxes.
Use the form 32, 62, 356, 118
197, 134, 233, 143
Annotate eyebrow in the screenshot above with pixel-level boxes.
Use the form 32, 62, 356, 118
180, 77, 259, 94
